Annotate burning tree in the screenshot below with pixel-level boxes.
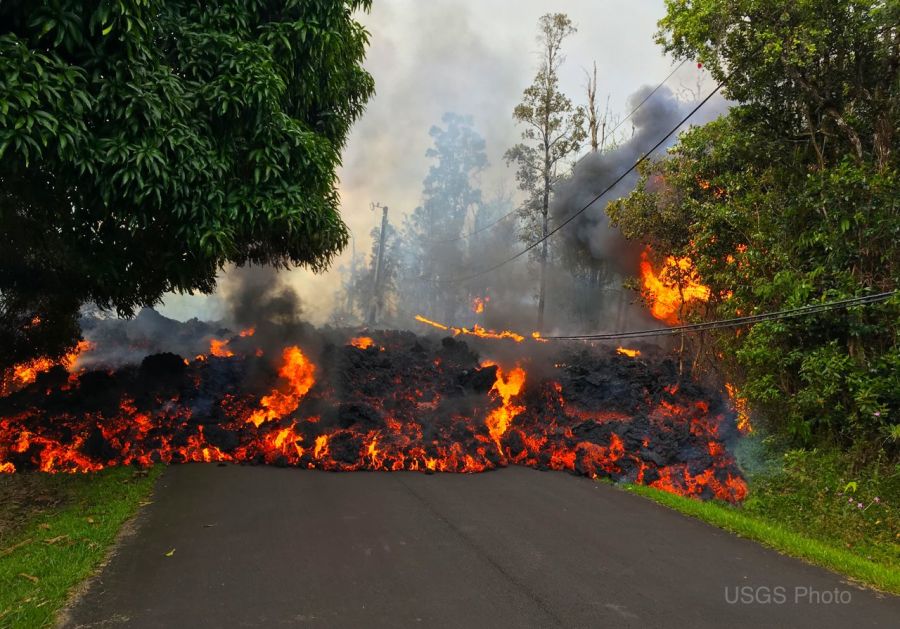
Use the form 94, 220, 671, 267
0, 1, 375, 370
609, 0, 900, 450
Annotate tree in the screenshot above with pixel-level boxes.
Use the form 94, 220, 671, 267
505, 13, 586, 330
401, 113, 487, 320
609, 0, 899, 450
353, 222, 401, 326
0, 0, 375, 368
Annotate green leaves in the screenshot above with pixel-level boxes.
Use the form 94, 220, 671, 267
0, 1, 374, 369
612, 1, 899, 451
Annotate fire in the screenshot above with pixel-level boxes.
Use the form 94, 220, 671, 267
313, 435, 330, 459
414, 315, 449, 331
350, 336, 374, 350
458, 325, 524, 343
616, 347, 641, 358
209, 338, 234, 358
484, 364, 527, 454
12, 357, 55, 387
415, 315, 539, 343
725, 382, 752, 434
239, 327, 255, 337
472, 297, 488, 314
246, 346, 317, 427
3, 340, 94, 393
639, 247, 710, 324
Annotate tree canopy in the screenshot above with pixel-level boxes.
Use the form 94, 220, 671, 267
505, 13, 585, 329
0, 0, 374, 367
610, 0, 899, 448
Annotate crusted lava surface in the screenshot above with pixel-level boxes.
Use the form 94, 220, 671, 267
0, 322, 747, 502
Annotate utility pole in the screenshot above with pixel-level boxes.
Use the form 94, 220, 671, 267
366, 202, 389, 326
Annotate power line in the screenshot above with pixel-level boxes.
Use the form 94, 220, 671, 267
541, 291, 897, 341
419, 59, 691, 246
426, 78, 725, 285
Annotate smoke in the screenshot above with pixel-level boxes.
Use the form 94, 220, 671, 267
220, 266, 303, 328
552, 84, 710, 275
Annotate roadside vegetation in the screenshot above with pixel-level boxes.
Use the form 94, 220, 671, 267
624, 441, 900, 594
0, 466, 160, 628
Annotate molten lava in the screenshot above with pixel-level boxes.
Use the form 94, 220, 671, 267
0, 328, 748, 503
209, 338, 234, 358
2, 340, 94, 395
416, 315, 541, 344
640, 247, 710, 324
350, 336, 375, 350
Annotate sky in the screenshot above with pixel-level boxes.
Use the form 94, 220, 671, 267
158, 0, 711, 324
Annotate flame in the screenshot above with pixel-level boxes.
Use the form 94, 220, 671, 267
313, 435, 330, 459
725, 383, 752, 434
484, 364, 527, 454
12, 357, 55, 386
350, 336, 374, 350
209, 338, 234, 358
239, 327, 256, 337
3, 340, 94, 394
639, 248, 710, 325
246, 346, 317, 427
616, 347, 641, 358
472, 297, 487, 314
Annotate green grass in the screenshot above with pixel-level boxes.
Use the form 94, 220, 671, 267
621, 444, 900, 594
0, 466, 161, 628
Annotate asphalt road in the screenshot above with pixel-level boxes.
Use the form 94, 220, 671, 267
64, 465, 899, 628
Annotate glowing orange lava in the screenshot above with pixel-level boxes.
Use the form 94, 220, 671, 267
0, 335, 749, 503
209, 338, 234, 358
415, 315, 541, 344
350, 336, 375, 350
3, 340, 94, 394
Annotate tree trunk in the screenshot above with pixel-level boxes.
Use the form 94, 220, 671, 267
538, 144, 550, 331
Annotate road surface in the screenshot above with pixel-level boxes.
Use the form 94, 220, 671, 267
64, 465, 899, 628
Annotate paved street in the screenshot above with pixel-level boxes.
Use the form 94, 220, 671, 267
65, 465, 900, 628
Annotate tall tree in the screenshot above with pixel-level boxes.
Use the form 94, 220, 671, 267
401, 113, 487, 320
505, 13, 586, 330
0, 0, 375, 368
609, 0, 899, 449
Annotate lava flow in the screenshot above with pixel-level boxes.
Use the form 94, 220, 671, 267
0, 320, 748, 503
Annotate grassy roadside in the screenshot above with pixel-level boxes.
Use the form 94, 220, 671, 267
0, 466, 161, 628
621, 444, 900, 594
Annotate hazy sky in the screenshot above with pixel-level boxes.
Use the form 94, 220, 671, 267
159, 0, 709, 323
